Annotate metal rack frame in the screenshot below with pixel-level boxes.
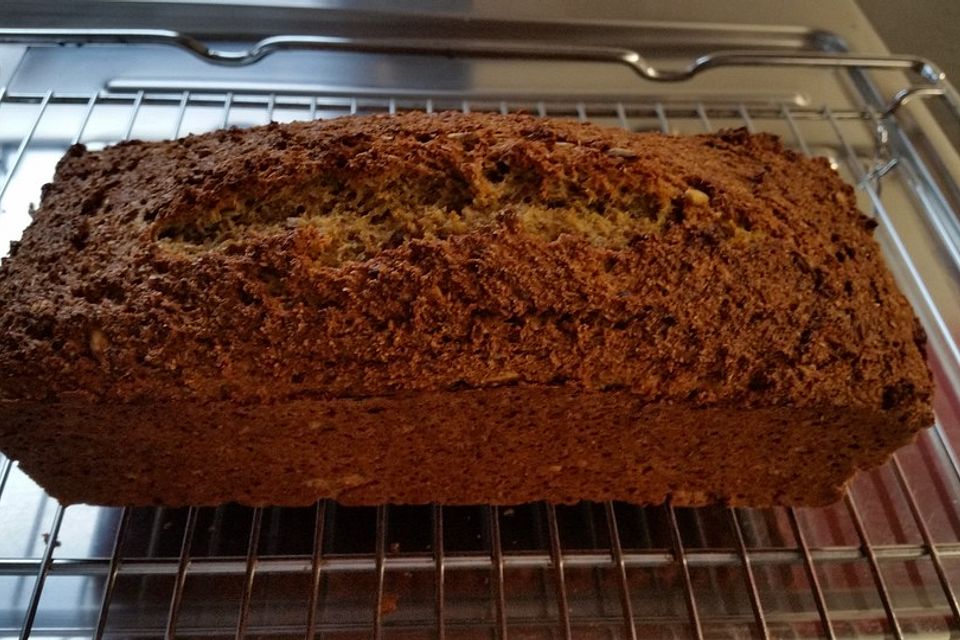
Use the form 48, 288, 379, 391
0, 30, 958, 639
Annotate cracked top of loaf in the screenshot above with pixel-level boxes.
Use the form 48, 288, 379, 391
0, 111, 933, 428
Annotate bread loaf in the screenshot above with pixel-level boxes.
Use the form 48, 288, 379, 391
0, 112, 933, 506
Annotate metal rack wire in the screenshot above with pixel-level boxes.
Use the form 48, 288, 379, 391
0, 36, 960, 640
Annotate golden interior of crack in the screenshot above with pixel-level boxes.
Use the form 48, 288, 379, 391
156, 162, 708, 265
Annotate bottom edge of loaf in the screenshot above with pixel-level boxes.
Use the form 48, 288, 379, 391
0, 386, 922, 508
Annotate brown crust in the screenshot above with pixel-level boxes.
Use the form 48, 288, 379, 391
0, 111, 934, 506
0, 389, 921, 507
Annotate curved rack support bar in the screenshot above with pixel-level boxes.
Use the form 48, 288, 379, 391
882, 86, 948, 118
0, 28, 946, 87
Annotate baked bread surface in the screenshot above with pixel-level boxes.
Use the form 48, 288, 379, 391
0, 112, 933, 506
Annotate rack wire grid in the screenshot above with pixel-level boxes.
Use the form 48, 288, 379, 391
1, 51, 960, 640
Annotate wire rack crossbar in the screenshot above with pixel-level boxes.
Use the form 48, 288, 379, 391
0, 89, 944, 121
2, 540, 960, 576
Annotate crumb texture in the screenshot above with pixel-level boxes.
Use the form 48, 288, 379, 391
0, 112, 934, 506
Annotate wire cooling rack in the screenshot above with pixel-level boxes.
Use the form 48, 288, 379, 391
0, 33, 959, 640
